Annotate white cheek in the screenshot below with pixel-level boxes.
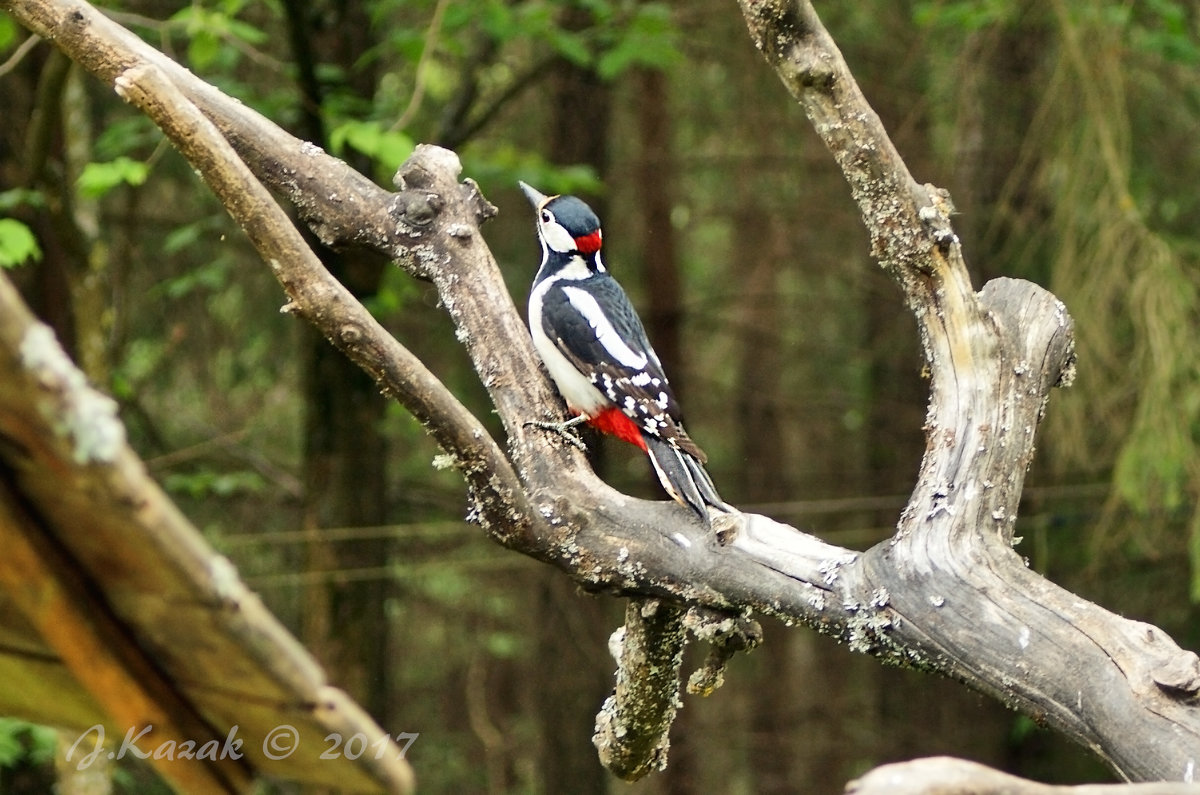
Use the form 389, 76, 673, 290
541, 222, 576, 254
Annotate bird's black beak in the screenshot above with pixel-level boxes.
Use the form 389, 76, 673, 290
519, 181, 549, 208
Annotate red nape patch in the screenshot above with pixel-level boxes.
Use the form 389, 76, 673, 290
587, 407, 647, 451
574, 230, 603, 254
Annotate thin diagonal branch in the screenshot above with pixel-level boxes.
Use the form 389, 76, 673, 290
111, 61, 535, 541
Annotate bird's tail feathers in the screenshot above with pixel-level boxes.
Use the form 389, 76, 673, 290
644, 436, 731, 524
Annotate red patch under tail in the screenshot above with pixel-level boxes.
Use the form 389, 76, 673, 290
586, 407, 648, 451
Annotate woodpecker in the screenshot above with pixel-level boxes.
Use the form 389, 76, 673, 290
520, 181, 729, 524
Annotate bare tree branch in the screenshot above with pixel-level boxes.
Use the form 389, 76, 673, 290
846, 757, 1200, 795
110, 60, 535, 543
733, 0, 1200, 782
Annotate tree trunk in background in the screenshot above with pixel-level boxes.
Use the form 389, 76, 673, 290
282, 0, 395, 728
632, 66, 706, 794
533, 21, 615, 792
11, 50, 111, 386
949, 21, 1052, 285
635, 68, 683, 386
532, 574, 616, 792
731, 202, 832, 793
301, 300, 391, 724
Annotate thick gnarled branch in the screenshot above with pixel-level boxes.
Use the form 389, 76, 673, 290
735, 0, 1200, 783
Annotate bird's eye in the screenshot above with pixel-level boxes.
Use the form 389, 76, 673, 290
540, 210, 552, 223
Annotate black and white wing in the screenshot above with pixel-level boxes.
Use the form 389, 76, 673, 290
540, 274, 728, 520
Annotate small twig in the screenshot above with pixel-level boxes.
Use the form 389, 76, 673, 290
683, 606, 762, 696
0, 32, 41, 78
390, 0, 451, 133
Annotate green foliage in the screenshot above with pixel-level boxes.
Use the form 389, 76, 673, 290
156, 220, 237, 298
1130, 0, 1200, 64
168, 1, 269, 71
0, 188, 45, 213
0, 13, 18, 51
163, 469, 267, 498
1109, 249, 1200, 515
0, 219, 41, 268
160, 258, 233, 299
0, 719, 57, 768
912, 0, 1016, 31
329, 120, 416, 175
94, 116, 163, 162
595, 3, 681, 78
76, 156, 151, 199
364, 265, 423, 316
465, 0, 681, 76
462, 142, 601, 198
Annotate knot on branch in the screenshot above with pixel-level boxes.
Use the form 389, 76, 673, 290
977, 278, 1077, 399
917, 183, 959, 252
460, 178, 498, 225
394, 144, 462, 189
1137, 624, 1200, 697
389, 190, 442, 231
390, 145, 463, 237
336, 322, 364, 347
1153, 651, 1200, 698
743, 1, 832, 89
683, 606, 762, 696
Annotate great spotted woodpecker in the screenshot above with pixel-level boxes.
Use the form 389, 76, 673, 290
520, 181, 730, 524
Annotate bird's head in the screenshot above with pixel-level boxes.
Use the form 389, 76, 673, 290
519, 182, 603, 257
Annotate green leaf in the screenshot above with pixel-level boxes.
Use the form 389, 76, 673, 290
912, 0, 1014, 31
0, 218, 42, 268
478, 0, 520, 42
76, 157, 150, 199
23, 724, 56, 766
0, 188, 45, 212
0, 718, 24, 766
188, 29, 222, 70
0, 719, 56, 767
225, 16, 268, 45
596, 4, 682, 79
485, 631, 524, 659
161, 258, 232, 299
163, 469, 266, 499
546, 27, 592, 67
0, 13, 19, 51
461, 142, 602, 198
329, 120, 415, 173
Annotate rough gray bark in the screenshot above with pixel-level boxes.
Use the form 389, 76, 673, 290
592, 599, 686, 780
846, 758, 1200, 795
3, 0, 1200, 789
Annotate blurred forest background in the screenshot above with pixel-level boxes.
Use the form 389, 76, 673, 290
2, 0, 1200, 791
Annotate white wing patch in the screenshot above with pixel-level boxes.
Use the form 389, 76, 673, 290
561, 286, 649, 370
